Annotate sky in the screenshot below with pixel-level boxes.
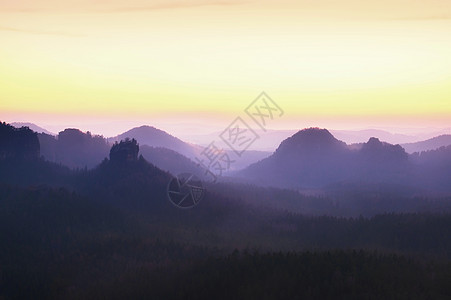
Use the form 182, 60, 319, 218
1, 0, 450, 137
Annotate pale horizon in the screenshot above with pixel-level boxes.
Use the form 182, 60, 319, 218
1, 0, 450, 141
5, 117, 451, 150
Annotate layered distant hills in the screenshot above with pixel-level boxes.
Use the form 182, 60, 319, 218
4, 122, 451, 193
34, 126, 199, 171
11, 122, 54, 135
2, 121, 451, 216
28, 124, 267, 173
38, 129, 110, 169
187, 128, 451, 151
240, 128, 451, 192
401, 135, 451, 153
108, 125, 270, 171
108, 125, 198, 159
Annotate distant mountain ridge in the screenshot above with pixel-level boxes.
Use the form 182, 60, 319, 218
38, 129, 110, 169
241, 128, 353, 188
331, 129, 418, 145
109, 126, 271, 171
11, 122, 54, 135
108, 125, 197, 158
5, 122, 451, 189
239, 128, 447, 191
401, 135, 451, 153
275, 128, 348, 157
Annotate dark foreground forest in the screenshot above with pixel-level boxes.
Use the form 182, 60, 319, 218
1, 184, 451, 299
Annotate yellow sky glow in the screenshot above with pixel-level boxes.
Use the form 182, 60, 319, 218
1, 0, 450, 135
